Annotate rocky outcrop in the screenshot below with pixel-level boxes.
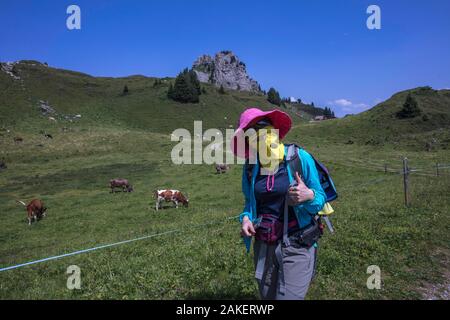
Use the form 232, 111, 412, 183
1, 62, 21, 80
193, 55, 214, 83
192, 51, 260, 92
38, 100, 56, 115
1, 60, 48, 81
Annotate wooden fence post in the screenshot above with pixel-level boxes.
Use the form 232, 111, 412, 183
403, 158, 410, 207
436, 163, 440, 176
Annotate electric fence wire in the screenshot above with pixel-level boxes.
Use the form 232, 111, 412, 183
0, 214, 240, 273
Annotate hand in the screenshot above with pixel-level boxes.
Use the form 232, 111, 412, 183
288, 172, 314, 206
241, 216, 256, 237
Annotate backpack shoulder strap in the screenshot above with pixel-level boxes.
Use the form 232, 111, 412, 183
282, 144, 303, 247
286, 144, 303, 181
245, 160, 254, 182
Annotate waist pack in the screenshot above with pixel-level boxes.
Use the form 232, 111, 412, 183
254, 214, 298, 245
287, 217, 322, 248
254, 214, 282, 245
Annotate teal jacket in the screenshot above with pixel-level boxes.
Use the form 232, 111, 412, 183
239, 144, 326, 252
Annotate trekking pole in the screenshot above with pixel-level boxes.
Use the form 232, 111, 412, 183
322, 216, 335, 234
403, 158, 410, 207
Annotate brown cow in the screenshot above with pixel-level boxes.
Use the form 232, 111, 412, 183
154, 189, 189, 211
17, 199, 47, 225
110, 178, 133, 193
215, 163, 230, 174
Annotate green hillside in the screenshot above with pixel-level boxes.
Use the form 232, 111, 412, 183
0, 60, 303, 135
289, 87, 450, 151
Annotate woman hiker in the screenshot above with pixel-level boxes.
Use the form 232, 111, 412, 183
231, 107, 326, 300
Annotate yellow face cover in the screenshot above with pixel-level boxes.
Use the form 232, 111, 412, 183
248, 125, 285, 171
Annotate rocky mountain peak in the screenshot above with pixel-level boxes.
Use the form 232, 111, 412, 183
192, 50, 260, 92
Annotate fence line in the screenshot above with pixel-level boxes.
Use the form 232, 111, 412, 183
337, 175, 400, 193
324, 158, 448, 208
411, 171, 449, 177
335, 163, 449, 194
336, 159, 450, 176
335, 161, 401, 174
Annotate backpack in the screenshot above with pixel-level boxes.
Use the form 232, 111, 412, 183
245, 144, 338, 204
286, 144, 338, 233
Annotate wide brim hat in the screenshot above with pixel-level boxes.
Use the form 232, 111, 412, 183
231, 107, 292, 158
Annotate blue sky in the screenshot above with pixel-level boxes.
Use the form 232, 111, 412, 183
1, 0, 449, 117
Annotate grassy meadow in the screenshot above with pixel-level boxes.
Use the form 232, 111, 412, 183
0, 62, 449, 299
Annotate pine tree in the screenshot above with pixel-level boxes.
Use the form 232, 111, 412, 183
167, 83, 174, 99
396, 94, 421, 118
189, 69, 201, 95
267, 88, 281, 106
168, 68, 200, 103
218, 85, 226, 94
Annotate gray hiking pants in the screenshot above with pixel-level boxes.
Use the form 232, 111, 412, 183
253, 240, 317, 300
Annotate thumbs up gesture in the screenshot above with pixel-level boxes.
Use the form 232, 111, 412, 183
288, 172, 314, 206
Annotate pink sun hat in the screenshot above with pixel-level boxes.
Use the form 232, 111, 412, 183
231, 107, 292, 158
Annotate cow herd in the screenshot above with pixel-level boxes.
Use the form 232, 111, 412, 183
16, 164, 231, 225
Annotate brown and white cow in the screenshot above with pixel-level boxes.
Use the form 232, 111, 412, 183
16, 199, 47, 225
110, 178, 133, 193
154, 189, 189, 211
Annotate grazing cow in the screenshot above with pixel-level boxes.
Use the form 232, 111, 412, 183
44, 134, 53, 139
154, 189, 189, 211
215, 163, 230, 174
16, 199, 47, 225
110, 178, 133, 193
14, 137, 23, 143
48, 117, 57, 122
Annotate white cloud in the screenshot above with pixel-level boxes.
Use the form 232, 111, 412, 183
328, 99, 370, 115
333, 99, 353, 107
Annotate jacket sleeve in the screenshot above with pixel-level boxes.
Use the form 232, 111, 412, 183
297, 149, 326, 214
239, 163, 252, 223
